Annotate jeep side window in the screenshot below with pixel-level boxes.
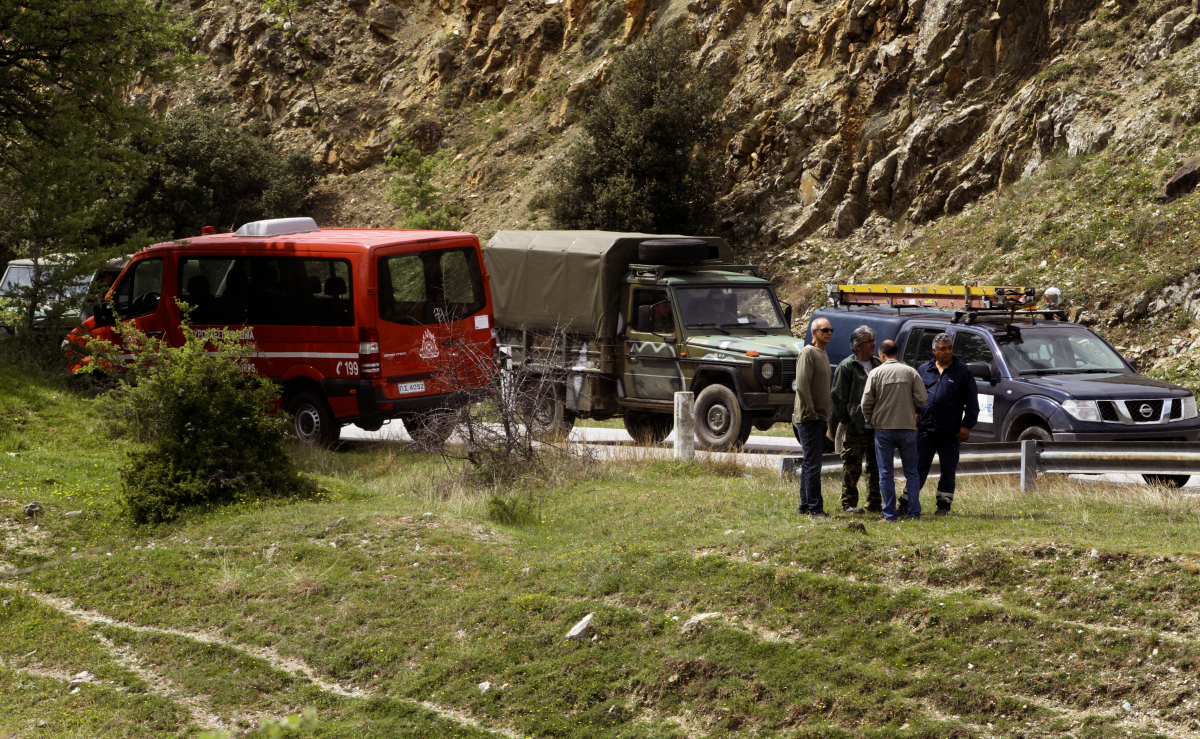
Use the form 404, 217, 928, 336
904, 328, 938, 367
953, 332, 994, 364
631, 290, 673, 334
113, 258, 164, 320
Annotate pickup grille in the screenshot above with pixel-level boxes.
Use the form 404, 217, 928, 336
1171, 399, 1183, 419
1098, 400, 1120, 422
780, 357, 797, 388
1125, 399, 1164, 422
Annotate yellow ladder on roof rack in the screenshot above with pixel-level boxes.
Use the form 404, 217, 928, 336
829, 284, 1037, 310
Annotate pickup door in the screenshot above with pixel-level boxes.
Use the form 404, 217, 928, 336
950, 329, 1003, 442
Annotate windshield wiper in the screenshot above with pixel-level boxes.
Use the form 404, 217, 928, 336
1021, 368, 1119, 376
721, 321, 767, 335
686, 322, 730, 335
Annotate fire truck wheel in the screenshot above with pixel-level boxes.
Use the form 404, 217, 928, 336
637, 238, 710, 265
290, 392, 340, 446
624, 410, 673, 445
402, 410, 456, 447
695, 384, 752, 451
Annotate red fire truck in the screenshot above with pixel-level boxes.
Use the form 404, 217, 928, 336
72, 218, 495, 445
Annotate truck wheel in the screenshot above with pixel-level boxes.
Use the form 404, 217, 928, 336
525, 391, 575, 442
624, 410, 673, 445
637, 238, 710, 265
402, 410, 456, 447
290, 391, 340, 447
695, 385, 752, 451
1016, 424, 1052, 442
1143, 474, 1190, 488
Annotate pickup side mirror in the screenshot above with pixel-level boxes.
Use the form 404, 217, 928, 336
969, 362, 994, 383
92, 303, 115, 328
636, 304, 654, 333
1127, 358, 1139, 372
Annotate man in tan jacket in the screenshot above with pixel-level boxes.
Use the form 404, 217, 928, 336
861, 339, 928, 521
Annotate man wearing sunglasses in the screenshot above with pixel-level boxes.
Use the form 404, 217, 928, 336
794, 317, 834, 517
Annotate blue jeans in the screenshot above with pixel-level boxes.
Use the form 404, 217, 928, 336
795, 419, 827, 514
875, 429, 921, 520
917, 430, 961, 507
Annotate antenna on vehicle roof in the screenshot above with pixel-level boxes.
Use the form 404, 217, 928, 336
230, 197, 244, 233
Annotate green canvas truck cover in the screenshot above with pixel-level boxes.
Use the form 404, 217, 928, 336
483, 231, 731, 338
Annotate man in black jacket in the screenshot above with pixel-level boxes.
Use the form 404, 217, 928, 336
909, 332, 979, 516
830, 325, 881, 514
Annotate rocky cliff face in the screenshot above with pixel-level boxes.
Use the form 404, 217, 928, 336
153, 0, 1200, 361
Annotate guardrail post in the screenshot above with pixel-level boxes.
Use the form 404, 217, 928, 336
1020, 440, 1038, 492
674, 391, 695, 461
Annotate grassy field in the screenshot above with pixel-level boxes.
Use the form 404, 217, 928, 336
6, 364, 1200, 738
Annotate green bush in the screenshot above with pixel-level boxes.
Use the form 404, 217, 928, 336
531, 27, 726, 233
385, 137, 464, 230
114, 108, 321, 241
81, 308, 317, 523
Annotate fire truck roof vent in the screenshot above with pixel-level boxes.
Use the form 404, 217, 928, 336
233, 217, 320, 237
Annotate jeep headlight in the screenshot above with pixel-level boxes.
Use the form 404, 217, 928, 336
1061, 399, 1102, 422
761, 362, 775, 380
1184, 395, 1199, 420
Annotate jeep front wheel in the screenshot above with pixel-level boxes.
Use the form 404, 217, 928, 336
695, 384, 752, 451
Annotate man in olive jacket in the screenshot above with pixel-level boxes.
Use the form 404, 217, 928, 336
831, 325, 882, 514
793, 317, 833, 517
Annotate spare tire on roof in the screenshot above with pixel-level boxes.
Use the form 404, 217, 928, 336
638, 238, 711, 265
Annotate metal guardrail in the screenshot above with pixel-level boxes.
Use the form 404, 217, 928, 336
779, 441, 1200, 491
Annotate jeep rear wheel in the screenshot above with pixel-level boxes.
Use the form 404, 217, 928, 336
290, 391, 340, 447
695, 384, 752, 451
523, 385, 574, 442
624, 410, 673, 445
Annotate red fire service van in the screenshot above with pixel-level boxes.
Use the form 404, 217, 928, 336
73, 218, 495, 445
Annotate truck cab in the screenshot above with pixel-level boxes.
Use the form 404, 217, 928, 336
809, 284, 1200, 482
485, 232, 799, 450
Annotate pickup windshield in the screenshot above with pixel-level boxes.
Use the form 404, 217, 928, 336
676, 287, 785, 330
996, 326, 1128, 373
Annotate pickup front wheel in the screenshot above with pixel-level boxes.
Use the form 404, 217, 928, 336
695, 385, 752, 451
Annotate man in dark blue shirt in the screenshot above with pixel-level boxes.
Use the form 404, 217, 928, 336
908, 332, 979, 516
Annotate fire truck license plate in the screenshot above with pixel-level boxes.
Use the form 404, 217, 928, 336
397, 381, 426, 395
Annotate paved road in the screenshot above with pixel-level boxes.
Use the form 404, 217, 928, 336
339, 422, 1197, 488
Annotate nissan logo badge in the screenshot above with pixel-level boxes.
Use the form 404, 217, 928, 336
1139, 403, 1154, 418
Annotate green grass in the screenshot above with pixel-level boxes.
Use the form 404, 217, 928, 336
6, 363, 1200, 737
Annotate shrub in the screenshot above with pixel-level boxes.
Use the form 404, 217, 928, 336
531, 27, 726, 233
116, 108, 321, 241
80, 307, 317, 523
385, 137, 464, 231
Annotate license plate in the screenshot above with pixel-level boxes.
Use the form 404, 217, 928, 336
397, 380, 426, 395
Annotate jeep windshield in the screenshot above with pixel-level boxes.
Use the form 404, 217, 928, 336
676, 287, 785, 330
995, 327, 1128, 374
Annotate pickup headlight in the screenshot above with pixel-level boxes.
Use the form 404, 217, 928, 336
1061, 399, 1102, 422
1184, 395, 1199, 420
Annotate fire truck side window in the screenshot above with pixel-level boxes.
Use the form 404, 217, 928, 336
178, 257, 354, 326
114, 258, 164, 320
378, 247, 485, 326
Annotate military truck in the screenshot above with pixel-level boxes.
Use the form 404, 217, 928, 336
483, 231, 803, 450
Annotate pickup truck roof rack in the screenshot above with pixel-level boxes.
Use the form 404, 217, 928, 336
952, 308, 1069, 324
829, 283, 1037, 311
630, 262, 762, 280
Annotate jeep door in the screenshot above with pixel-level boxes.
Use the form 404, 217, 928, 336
622, 287, 683, 400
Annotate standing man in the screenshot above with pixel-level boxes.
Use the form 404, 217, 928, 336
913, 332, 979, 516
794, 317, 833, 517
861, 339, 927, 521
830, 325, 881, 514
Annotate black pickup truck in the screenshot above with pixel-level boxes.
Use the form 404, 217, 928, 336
806, 306, 1199, 482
